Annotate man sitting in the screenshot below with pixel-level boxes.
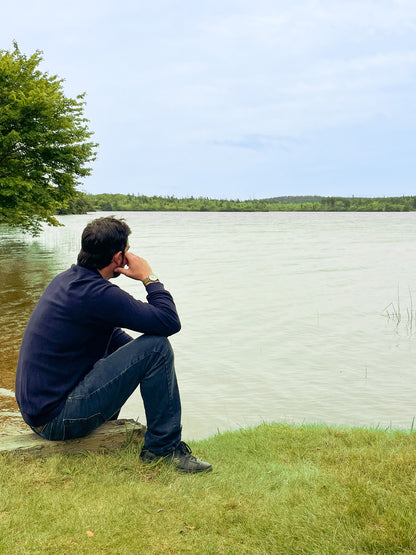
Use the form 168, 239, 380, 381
15, 216, 211, 473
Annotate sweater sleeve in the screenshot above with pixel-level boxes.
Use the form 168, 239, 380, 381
90, 281, 181, 337
107, 328, 134, 353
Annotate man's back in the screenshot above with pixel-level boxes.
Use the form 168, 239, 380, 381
15, 264, 180, 427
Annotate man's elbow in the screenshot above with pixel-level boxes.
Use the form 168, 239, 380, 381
157, 314, 181, 337
168, 318, 181, 336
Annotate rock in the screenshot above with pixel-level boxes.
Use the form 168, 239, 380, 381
0, 419, 146, 458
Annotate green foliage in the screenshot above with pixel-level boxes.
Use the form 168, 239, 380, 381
87, 193, 269, 213
0, 43, 97, 235
63, 193, 416, 214
56, 192, 94, 215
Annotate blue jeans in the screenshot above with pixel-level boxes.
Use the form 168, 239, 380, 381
31, 335, 182, 455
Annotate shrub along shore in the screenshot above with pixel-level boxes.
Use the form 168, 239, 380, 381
1, 422, 416, 554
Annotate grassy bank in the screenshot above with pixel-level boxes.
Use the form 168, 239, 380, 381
1, 423, 416, 554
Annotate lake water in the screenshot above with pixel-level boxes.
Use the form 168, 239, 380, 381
1, 211, 416, 439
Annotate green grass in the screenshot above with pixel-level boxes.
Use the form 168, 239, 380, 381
1, 423, 416, 554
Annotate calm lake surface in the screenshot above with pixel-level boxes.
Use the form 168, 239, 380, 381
1, 211, 416, 439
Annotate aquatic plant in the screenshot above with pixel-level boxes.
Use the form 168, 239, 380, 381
383, 288, 416, 332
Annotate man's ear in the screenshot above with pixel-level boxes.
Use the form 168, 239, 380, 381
113, 251, 123, 266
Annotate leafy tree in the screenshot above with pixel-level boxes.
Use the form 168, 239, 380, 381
0, 43, 97, 235
56, 191, 94, 215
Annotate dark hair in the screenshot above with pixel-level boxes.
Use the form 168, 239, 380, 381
77, 217, 131, 270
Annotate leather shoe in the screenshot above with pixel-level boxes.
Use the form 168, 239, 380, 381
141, 441, 212, 473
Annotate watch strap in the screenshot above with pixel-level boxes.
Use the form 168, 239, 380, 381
143, 274, 158, 285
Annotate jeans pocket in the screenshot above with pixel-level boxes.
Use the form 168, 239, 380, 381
63, 413, 105, 440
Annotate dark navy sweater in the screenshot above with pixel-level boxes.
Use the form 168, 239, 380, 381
15, 264, 181, 427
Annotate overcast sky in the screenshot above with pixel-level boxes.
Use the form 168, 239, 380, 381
2, 1, 415, 199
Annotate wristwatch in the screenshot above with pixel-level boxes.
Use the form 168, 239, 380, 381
142, 274, 159, 285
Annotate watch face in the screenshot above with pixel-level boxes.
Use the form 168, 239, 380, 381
149, 274, 158, 281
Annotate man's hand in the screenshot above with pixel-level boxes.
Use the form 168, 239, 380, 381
115, 251, 153, 282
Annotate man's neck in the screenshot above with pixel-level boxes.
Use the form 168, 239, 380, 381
98, 267, 113, 280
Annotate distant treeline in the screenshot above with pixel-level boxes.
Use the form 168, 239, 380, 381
57, 193, 416, 215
